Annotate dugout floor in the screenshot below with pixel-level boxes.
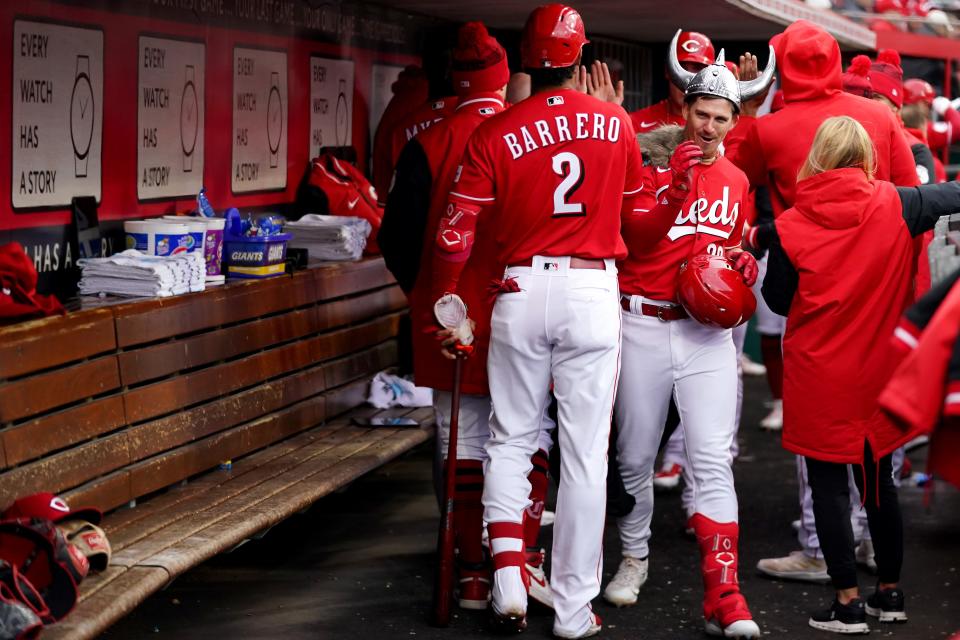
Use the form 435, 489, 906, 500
102, 376, 960, 639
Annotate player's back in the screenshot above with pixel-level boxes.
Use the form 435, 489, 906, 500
454, 88, 637, 264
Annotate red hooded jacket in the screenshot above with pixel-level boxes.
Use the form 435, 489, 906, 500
727, 21, 919, 218
776, 169, 918, 464
392, 95, 506, 395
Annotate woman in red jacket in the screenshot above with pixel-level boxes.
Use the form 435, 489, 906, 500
762, 115, 960, 634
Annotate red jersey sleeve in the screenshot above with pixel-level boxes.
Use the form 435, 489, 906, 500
449, 131, 497, 205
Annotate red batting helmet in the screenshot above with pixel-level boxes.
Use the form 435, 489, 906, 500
904, 78, 935, 105
677, 254, 756, 329
521, 4, 589, 69
676, 31, 715, 67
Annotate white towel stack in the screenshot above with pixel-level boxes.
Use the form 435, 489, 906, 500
79, 249, 206, 298
286, 214, 371, 261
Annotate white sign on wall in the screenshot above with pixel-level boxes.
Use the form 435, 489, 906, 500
137, 36, 205, 200
232, 47, 287, 193
12, 20, 103, 208
309, 56, 354, 158
370, 64, 403, 139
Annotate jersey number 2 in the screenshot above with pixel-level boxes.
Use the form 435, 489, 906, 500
551, 152, 586, 217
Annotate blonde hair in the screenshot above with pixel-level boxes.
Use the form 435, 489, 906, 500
797, 116, 876, 182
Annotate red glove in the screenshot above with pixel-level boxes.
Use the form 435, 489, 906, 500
666, 141, 704, 200
728, 249, 758, 287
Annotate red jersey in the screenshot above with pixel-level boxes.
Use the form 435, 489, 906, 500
619, 155, 748, 302
449, 88, 643, 266
629, 99, 685, 134
380, 97, 458, 205
409, 95, 506, 394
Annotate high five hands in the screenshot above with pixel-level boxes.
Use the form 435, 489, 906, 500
577, 60, 625, 106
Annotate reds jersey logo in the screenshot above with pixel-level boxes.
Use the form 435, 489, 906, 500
667, 185, 740, 241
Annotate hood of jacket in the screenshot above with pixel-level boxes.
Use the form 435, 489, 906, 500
773, 20, 842, 103
636, 124, 684, 167
793, 167, 875, 230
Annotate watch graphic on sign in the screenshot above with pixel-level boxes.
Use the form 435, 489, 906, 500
267, 71, 283, 169
335, 77, 349, 145
180, 65, 199, 172
70, 55, 95, 178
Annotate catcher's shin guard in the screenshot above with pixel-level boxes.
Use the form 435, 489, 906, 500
690, 514, 760, 638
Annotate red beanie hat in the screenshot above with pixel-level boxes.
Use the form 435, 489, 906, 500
842, 55, 873, 98
871, 49, 904, 108
452, 22, 510, 97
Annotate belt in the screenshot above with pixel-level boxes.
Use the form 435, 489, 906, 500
620, 296, 688, 321
508, 257, 607, 270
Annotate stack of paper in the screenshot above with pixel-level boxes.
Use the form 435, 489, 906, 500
79, 250, 205, 298
285, 214, 371, 261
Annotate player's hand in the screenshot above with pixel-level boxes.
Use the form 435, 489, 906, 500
576, 65, 589, 94
728, 248, 758, 287
667, 141, 703, 195
738, 52, 773, 117
586, 61, 624, 106
437, 319, 476, 360
933, 96, 952, 116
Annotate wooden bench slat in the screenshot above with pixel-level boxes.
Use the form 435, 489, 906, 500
122, 317, 399, 424
42, 566, 169, 640
0, 433, 130, 508
0, 356, 121, 422
111, 425, 400, 568
1, 396, 126, 469
113, 271, 315, 348
0, 309, 116, 380
56, 350, 389, 515
136, 428, 431, 578
313, 259, 396, 300
116, 286, 405, 386
106, 423, 365, 552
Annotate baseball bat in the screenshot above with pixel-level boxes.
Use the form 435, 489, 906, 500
432, 353, 463, 627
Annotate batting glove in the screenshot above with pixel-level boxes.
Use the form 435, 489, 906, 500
729, 249, 758, 287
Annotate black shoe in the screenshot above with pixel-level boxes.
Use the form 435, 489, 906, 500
866, 587, 907, 623
808, 598, 870, 634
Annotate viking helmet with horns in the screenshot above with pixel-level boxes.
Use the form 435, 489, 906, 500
667, 29, 776, 112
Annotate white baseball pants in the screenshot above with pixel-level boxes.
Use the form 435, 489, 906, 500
615, 298, 739, 560
435, 392, 555, 461
660, 310, 748, 519
483, 256, 621, 638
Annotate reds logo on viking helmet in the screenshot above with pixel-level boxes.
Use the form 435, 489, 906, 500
667, 29, 776, 112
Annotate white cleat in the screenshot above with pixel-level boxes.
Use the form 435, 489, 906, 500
602, 556, 648, 607
652, 462, 683, 490
705, 618, 762, 638
740, 354, 767, 376
525, 549, 554, 609
554, 611, 602, 639
759, 399, 783, 431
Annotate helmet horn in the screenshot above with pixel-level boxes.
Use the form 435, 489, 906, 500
667, 29, 696, 91
739, 45, 777, 103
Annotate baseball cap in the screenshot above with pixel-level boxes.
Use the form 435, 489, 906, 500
2, 492, 102, 526
676, 31, 714, 68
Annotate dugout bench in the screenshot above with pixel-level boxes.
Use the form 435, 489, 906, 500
0, 257, 434, 639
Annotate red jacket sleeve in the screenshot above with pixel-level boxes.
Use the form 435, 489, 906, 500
725, 116, 768, 188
